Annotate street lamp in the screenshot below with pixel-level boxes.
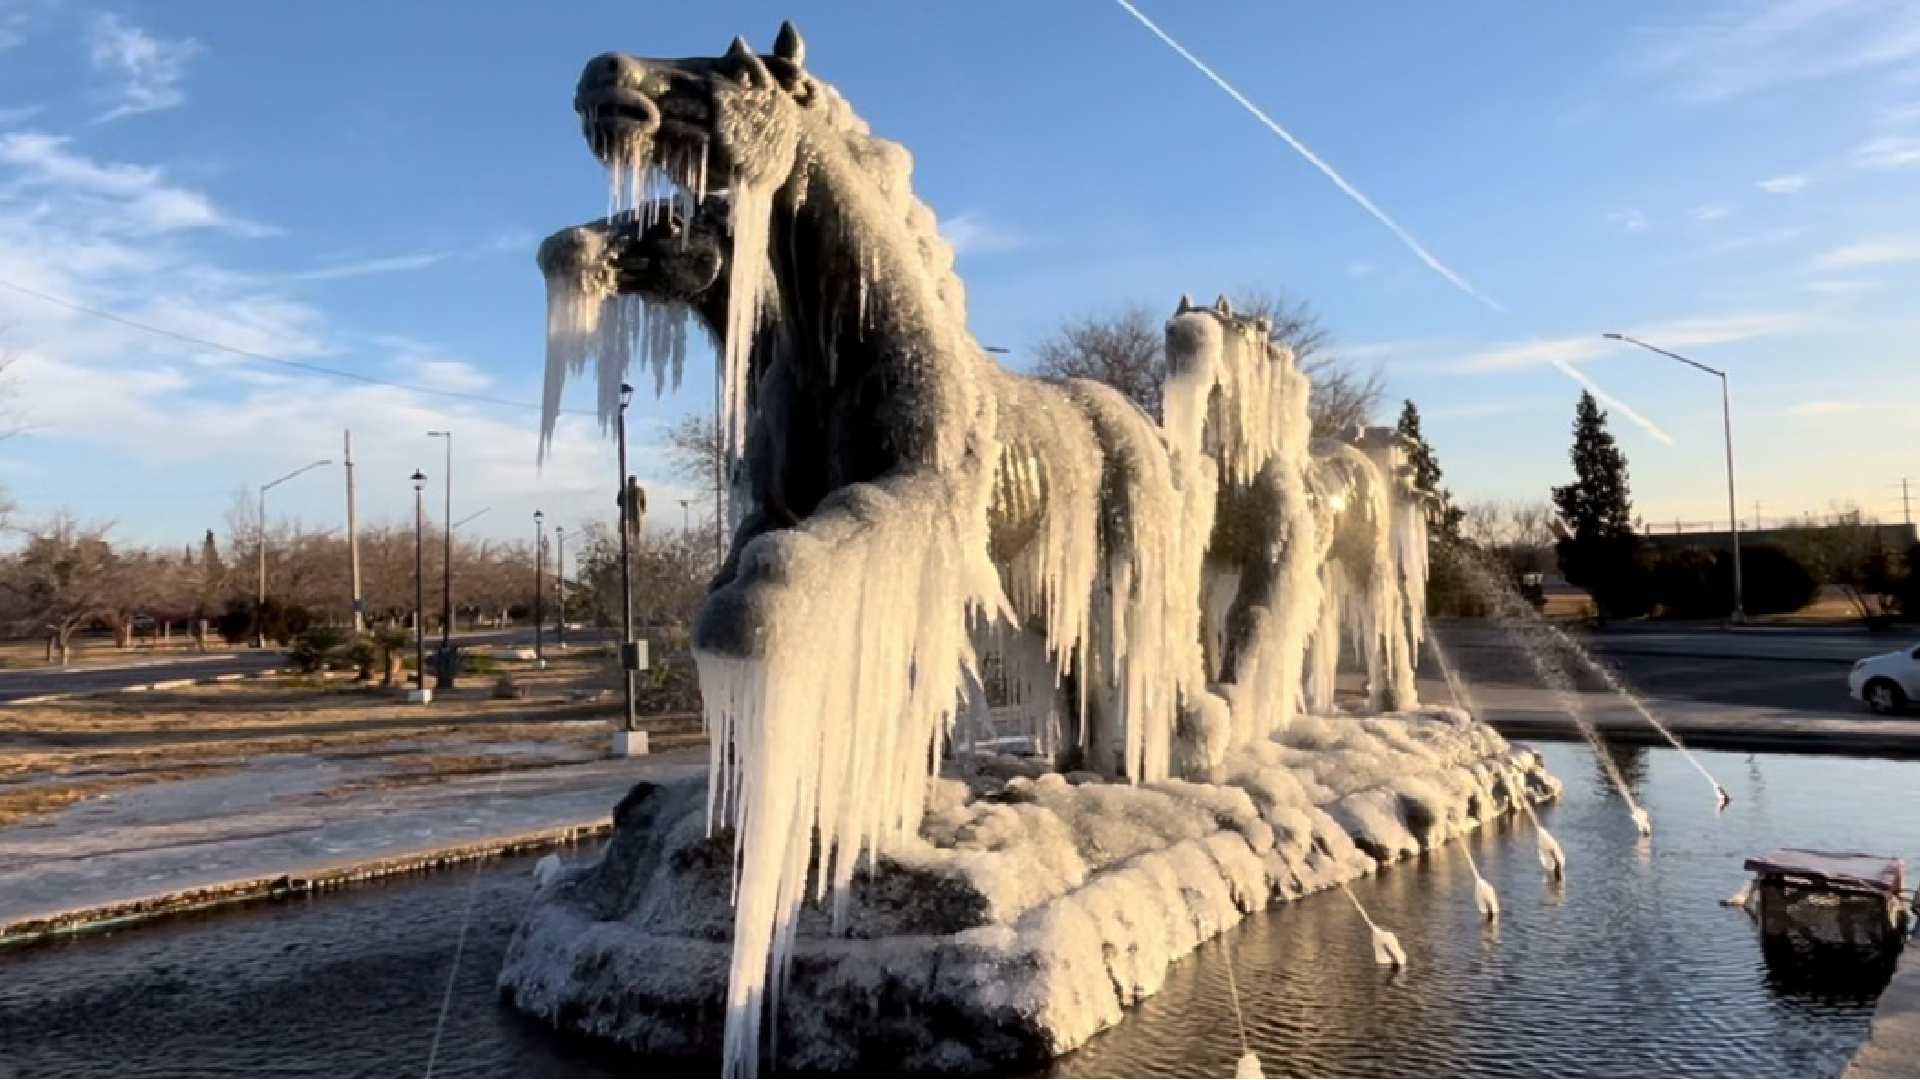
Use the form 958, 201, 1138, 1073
1603, 332, 1746, 624
427, 430, 454, 689
410, 469, 431, 702
533, 509, 546, 670
615, 382, 642, 747
555, 525, 567, 651
256, 458, 332, 648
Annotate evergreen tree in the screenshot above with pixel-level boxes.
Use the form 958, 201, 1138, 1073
1395, 399, 1463, 538
1550, 392, 1634, 540
1549, 392, 1648, 618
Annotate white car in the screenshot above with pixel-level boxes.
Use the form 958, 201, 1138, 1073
1848, 643, 1920, 714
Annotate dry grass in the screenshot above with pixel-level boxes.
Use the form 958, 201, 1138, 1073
0, 654, 706, 827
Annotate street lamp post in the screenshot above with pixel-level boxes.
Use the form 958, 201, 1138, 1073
256, 458, 332, 649
614, 383, 643, 751
410, 469, 431, 703
1603, 332, 1746, 624
533, 509, 546, 670
555, 525, 567, 651
427, 430, 454, 689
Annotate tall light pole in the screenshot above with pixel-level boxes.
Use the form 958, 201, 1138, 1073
555, 525, 567, 651
427, 430, 455, 689
344, 431, 364, 639
1603, 332, 1746, 624
410, 469, 430, 702
533, 509, 546, 670
615, 383, 641, 743
256, 458, 332, 648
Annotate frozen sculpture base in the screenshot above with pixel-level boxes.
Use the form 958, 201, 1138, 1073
501, 707, 1558, 1072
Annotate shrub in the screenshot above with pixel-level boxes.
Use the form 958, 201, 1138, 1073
289, 626, 346, 673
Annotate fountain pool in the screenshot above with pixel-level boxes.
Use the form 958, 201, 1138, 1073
0, 743, 1912, 1078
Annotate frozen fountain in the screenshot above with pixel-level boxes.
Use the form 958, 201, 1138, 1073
501, 24, 1560, 1077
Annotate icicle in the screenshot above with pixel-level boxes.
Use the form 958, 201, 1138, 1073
1340, 882, 1406, 968
722, 176, 772, 463
1460, 842, 1499, 922
1724, 880, 1753, 908
1536, 824, 1567, 881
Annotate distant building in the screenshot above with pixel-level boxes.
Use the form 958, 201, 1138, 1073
1640, 522, 1917, 554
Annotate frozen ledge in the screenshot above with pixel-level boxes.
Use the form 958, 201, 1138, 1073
499, 708, 1559, 1073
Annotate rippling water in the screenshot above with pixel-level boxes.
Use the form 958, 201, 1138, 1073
1, 744, 1915, 1078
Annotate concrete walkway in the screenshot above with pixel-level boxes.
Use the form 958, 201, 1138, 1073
1846, 940, 1920, 1078
0, 748, 704, 944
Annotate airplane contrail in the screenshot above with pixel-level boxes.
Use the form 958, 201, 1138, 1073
1550, 357, 1675, 445
1111, 0, 1506, 314
1112, 0, 1690, 443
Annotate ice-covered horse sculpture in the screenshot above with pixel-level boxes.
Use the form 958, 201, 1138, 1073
509, 23, 1544, 1078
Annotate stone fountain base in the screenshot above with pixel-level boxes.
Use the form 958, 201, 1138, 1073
498, 708, 1559, 1074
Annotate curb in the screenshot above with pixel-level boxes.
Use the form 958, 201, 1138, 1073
1492, 719, 1920, 759
4, 667, 289, 706
1585, 646, 1861, 666
0, 819, 611, 949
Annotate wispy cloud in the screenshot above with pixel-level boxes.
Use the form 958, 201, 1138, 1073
1347, 260, 1375, 277
1789, 399, 1868, 416
938, 212, 1025, 256
1691, 204, 1734, 221
287, 253, 450, 283
1606, 207, 1650, 233
0, 131, 274, 236
0, 105, 42, 125
1631, 0, 1920, 102
1448, 311, 1807, 375
1808, 238, 1920, 269
1757, 174, 1809, 195
87, 14, 202, 122
1854, 134, 1920, 168
1804, 278, 1878, 295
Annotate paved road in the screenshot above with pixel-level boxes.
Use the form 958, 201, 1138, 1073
1429, 622, 1905, 718
0, 652, 287, 703
0, 625, 624, 704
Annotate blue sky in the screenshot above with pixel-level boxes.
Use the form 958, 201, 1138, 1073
1, 0, 1917, 546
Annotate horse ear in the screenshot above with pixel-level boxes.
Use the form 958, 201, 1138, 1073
1175, 293, 1194, 314
727, 36, 774, 86
1214, 293, 1233, 316
774, 21, 806, 66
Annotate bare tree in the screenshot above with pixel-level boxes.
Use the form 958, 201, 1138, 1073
1459, 500, 1557, 576
0, 515, 125, 663
664, 411, 726, 559
1033, 304, 1167, 416
1778, 504, 1904, 624
1030, 288, 1384, 437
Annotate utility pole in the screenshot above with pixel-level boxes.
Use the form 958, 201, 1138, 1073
533, 509, 546, 670
428, 430, 454, 689
555, 525, 567, 651
1904, 478, 1913, 528
344, 431, 365, 639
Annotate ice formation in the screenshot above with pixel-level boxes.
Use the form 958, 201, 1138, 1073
534, 24, 1448, 1077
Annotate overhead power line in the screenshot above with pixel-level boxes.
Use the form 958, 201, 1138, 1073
0, 275, 591, 416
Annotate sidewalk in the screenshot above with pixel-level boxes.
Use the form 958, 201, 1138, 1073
0, 747, 704, 945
